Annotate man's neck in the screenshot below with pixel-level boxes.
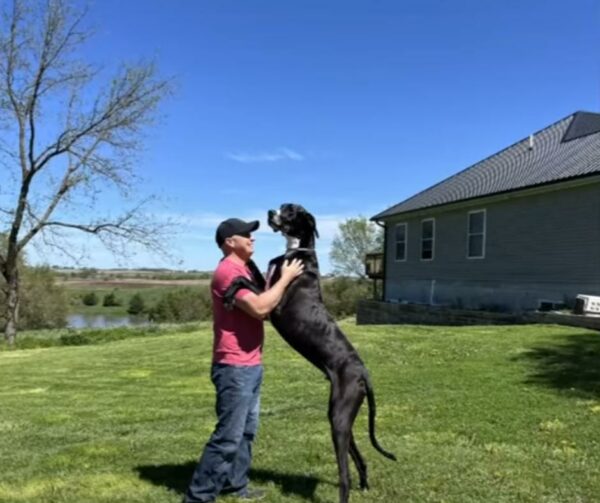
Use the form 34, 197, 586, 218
225, 252, 249, 266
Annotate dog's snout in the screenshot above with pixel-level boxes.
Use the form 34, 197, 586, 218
268, 209, 281, 221
267, 209, 282, 232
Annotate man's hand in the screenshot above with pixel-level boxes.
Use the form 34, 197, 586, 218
280, 258, 304, 284
235, 258, 304, 319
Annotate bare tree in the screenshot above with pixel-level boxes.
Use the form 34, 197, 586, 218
329, 217, 383, 278
0, 0, 173, 345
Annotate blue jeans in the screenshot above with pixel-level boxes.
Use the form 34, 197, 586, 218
184, 364, 263, 503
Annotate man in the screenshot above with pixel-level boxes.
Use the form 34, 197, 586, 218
183, 218, 303, 503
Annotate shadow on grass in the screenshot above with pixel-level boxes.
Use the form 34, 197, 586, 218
515, 332, 600, 397
249, 467, 324, 501
136, 462, 325, 501
136, 461, 195, 495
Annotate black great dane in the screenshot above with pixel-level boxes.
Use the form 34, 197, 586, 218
224, 203, 395, 503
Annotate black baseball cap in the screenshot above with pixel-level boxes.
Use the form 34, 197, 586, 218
215, 218, 260, 247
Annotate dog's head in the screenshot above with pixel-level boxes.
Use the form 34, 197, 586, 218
268, 203, 319, 248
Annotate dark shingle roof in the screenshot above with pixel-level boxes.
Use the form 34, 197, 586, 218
372, 111, 600, 220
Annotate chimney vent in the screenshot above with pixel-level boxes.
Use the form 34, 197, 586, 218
528, 134, 534, 150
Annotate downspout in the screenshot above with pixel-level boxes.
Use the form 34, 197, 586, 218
375, 220, 386, 301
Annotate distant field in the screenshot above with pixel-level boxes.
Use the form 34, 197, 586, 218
54, 268, 211, 279
61, 278, 210, 288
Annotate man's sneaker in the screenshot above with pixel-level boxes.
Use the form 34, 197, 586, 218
234, 487, 266, 500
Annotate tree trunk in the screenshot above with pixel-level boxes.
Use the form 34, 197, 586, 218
3, 267, 19, 346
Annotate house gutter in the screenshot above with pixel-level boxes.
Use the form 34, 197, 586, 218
372, 173, 600, 223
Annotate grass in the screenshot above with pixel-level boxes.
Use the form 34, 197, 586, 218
1, 322, 600, 502
0, 322, 208, 351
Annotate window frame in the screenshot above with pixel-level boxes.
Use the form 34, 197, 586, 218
394, 222, 408, 262
420, 218, 435, 261
466, 209, 486, 259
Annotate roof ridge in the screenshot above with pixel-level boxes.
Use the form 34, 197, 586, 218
372, 111, 579, 220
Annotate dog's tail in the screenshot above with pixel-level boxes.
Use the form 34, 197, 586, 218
363, 372, 397, 461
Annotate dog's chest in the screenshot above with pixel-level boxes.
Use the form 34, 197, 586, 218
265, 256, 286, 290
265, 262, 278, 290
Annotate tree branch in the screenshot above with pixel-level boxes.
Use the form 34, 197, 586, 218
4, 0, 28, 179
0, 0, 175, 331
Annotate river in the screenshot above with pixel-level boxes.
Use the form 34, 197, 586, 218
67, 313, 150, 329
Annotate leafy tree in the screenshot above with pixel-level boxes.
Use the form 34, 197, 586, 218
329, 217, 384, 278
0, 0, 173, 344
127, 293, 145, 315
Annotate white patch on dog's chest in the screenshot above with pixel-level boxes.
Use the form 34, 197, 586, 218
285, 235, 300, 249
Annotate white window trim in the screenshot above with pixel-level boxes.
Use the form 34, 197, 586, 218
394, 222, 408, 262
420, 218, 435, 261
466, 209, 486, 259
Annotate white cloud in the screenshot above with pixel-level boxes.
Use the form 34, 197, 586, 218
225, 147, 304, 163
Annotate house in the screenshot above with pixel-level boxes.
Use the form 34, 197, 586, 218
370, 111, 600, 312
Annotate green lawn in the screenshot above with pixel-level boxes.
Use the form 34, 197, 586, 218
1, 322, 600, 502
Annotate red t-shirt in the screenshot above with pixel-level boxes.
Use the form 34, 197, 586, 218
211, 256, 264, 365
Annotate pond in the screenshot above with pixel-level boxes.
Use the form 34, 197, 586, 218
67, 313, 150, 329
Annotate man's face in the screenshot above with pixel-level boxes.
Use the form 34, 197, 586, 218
225, 231, 255, 259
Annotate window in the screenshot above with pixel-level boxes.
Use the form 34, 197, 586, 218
394, 223, 407, 261
467, 210, 486, 258
421, 218, 435, 260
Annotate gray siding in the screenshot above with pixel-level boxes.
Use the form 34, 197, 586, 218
383, 181, 600, 310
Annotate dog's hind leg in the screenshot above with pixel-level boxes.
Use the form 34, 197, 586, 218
329, 396, 352, 503
349, 433, 369, 490
348, 377, 369, 490
329, 369, 368, 503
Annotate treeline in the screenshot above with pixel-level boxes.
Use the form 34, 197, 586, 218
2, 268, 372, 331
79, 277, 371, 323
146, 278, 371, 322
56, 267, 212, 281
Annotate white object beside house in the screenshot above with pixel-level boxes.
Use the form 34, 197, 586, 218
575, 294, 600, 314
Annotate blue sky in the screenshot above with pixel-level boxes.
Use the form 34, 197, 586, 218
29, 0, 600, 273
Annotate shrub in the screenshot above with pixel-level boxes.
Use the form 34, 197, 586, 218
148, 288, 211, 323
17, 266, 69, 330
82, 292, 98, 306
128, 293, 145, 315
103, 291, 121, 307
0, 236, 68, 329
322, 277, 371, 319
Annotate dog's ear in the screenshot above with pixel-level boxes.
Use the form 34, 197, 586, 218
305, 212, 319, 238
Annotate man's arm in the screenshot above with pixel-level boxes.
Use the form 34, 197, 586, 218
235, 258, 303, 319
223, 277, 261, 310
